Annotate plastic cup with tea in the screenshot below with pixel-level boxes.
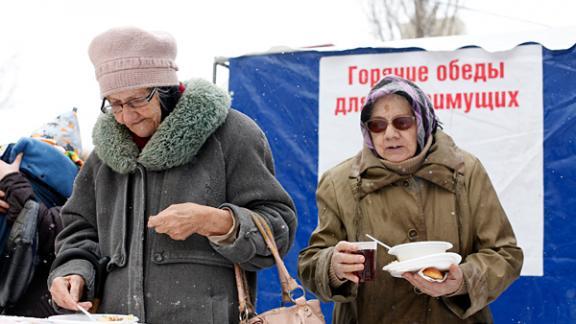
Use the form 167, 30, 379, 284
351, 241, 377, 282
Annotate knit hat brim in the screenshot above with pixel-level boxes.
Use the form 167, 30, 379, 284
98, 67, 178, 98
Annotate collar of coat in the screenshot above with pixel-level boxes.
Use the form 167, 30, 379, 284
351, 130, 465, 197
92, 79, 230, 174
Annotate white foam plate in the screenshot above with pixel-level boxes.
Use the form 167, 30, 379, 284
383, 252, 462, 278
0, 315, 52, 323
48, 314, 138, 323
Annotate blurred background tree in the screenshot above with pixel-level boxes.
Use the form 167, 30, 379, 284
365, 0, 465, 41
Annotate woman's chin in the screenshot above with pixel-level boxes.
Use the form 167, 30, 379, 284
128, 125, 154, 138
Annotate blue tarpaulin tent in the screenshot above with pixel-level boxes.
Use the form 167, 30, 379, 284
226, 43, 576, 323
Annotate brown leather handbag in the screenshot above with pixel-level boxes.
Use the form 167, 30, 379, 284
235, 213, 326, 324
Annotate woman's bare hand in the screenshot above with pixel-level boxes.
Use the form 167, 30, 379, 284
49, 274, 93, 311
330, 241, 365, 284
148, 203, 233, 240
402, 264, 464, 297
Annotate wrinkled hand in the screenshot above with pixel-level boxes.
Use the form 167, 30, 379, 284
49, 274, 93, 311
147, 202, 233, 240
402, 264, 464, 297
330, 241, 365, 284
0, 153, 23, 182
0, 190, 8, 213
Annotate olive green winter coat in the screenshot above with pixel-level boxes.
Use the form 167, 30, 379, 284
298, 131, 522, 324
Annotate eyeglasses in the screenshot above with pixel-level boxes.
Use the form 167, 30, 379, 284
101, 88, 158, 114
365, 115, 416, 133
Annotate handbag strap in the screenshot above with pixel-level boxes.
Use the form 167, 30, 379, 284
234, 263, 256, 321
235, 212, 305, 319
249, 213, 302, 303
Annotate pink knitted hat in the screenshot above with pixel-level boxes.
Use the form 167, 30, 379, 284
88, 26, 179, 98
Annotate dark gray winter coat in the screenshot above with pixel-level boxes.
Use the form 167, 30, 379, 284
48, 79, 297, 323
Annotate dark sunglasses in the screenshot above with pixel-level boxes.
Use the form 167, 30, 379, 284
365, 115, 416, 133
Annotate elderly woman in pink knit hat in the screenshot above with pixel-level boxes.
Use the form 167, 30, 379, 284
48, 27, 296, 323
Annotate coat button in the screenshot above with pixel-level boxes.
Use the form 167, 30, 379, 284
408, 229, 418, 241
153, 252, 164, 262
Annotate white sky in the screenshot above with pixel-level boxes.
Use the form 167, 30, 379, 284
1, 0, 575, 153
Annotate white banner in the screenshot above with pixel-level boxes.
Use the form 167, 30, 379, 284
318, 45, 543, 276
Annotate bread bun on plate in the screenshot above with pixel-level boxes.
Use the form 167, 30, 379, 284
420, 267, 446, 281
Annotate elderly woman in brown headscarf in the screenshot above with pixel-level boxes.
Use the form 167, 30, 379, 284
298, 75, 523, 323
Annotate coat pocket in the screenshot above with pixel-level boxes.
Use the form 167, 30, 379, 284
149, 232, 232, 268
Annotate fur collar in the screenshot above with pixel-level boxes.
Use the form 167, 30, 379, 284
92, 79, 230, 174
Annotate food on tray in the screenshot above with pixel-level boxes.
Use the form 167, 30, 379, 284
47, 313, 138, 323
98, 314, 136, 322
421, 267, 444, 280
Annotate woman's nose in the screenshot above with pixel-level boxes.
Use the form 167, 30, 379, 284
383, 123, 400, 139
118, 108, 139, 124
